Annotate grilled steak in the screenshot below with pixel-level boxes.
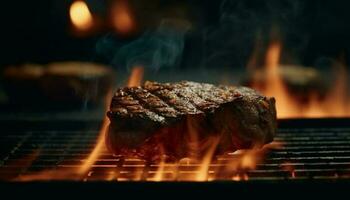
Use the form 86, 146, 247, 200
106, 81, 277, 161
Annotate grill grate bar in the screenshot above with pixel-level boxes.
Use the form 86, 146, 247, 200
1, 120, 350, 181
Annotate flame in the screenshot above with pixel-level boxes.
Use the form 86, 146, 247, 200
298, 59, 350, 118
147, 140, 282, 181
265, 41, 281, 70
304, 57, 350, 117
250, 39, 350, 118
259, 41, 299, 118
111, 0, 134, 34
14, 125, 280, 182
127, 66, 144, 87
224, 142, 282, 175
150, 146, 168, 182
70, 1, 93, 31
195, 137, 220, 181
15, 65, 146, 181
79, 89, 113, 175
78, 118, 109, 175
152, 159, 166, 182
14, 88, 113, 181
145, 105, 282, 182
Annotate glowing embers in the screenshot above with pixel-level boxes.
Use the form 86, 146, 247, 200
69, 1, 93, 31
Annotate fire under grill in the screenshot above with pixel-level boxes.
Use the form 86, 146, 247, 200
1, 119, 350, 182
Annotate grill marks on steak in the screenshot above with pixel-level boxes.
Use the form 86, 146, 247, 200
108, 82, 242, 120
145, 82, 200, 114
109, 88, 166, 122
106, 81, 277, 161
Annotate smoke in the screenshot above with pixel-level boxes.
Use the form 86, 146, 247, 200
96, 19, 191, 71
201, 0, 309, 68
96, 0, 350, 71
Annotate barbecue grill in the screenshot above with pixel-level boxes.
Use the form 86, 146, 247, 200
1, 118, 350, 182
1, 0, 350, 197
1, 118, 350, 196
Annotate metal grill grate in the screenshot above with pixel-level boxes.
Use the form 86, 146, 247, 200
1, 119, 350, 181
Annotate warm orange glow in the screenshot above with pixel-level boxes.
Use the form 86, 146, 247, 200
240, 152, 255, 169
15, 89, 113, 181
147, 121, 281, 181
15, 170, 82, 181
13, 58, 289, 182
150, 146, 169, 182
2, 150, 40, 179
232, 174, 241, 181
250, 39, 350, 118
70, 1, 93, 31
195, 137, 220, 181
292, 60, 350, 118
147, 141, 281, 181
303, 59, 350, 117
223, 142, 283, 178
261, 41, 299, 118
232, 173, 249, 181
14, 137, 280, 182
79, 89, 113, 174
111, 0, 134, 34
152, 161, 166, 181
78, 119, 109, 175
127, 66, 144, 87
265, 42, 280, 70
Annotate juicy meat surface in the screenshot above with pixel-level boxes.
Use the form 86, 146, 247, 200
106, 81, 277, 161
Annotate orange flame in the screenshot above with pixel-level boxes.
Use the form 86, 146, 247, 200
111, 0, 135, 34
13, 57, 283, 181
78, 65, 143, 179
152, 160, 166, 181
250, 39, 350, 118
78, 119, 109, 175
147, 140, 282, 181
262, 41, 299, 118
303, 57, 350, 117
79, 89, 113, 175
195, 137, 220, 181
70, 1, 93, 31
142, 88, 283, 181
14, 89, 113, 181
127, 66, 144, 87
225, 142, 282, 177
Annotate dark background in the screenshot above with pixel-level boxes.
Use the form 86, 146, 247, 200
1, 0, 350, 69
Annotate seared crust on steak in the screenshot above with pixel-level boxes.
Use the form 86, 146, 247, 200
106, 81, 277, 161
